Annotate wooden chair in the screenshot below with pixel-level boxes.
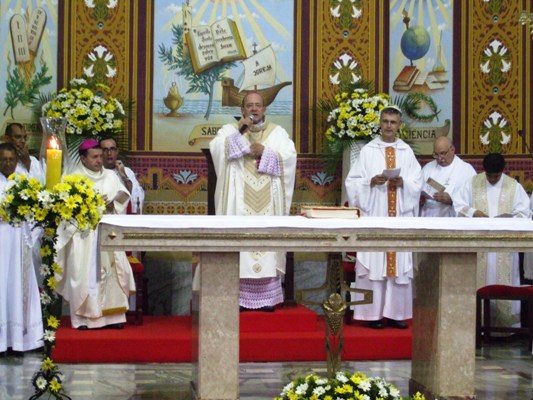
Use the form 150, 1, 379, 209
476, 284, 533, 350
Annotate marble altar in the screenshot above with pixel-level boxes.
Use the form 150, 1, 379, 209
98, 214, 533, 400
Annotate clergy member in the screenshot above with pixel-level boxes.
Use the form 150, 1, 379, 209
419, 136, 476, 217
0, 143, 44, 353
3, 123, 45, 184
455, 153, 530, 328
54, 138, 135, 329
345, 105, 422, 329
100, 137, 144, 214
209, 92, 297, 311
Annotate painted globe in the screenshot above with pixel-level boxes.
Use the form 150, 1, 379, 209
400, 25, 430, 61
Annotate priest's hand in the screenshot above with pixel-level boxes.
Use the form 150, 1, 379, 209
370, 175, 388, 187
388, 176, 403, 188
433, 191, 452, 205
15, 143, 31, 171
101, 195, 115, 213
250, 142, 264, 158
473, 210, 488, 218
238, 116, 251, 134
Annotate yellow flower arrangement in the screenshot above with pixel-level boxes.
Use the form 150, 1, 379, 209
0, 173, 104, 400
275, 371, 425, 400
325, 89, 391, 143
0, 174, 43, 225
321, 88, 406, 173
41, 77, 125, 138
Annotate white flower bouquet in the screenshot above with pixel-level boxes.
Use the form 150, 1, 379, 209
275, 371, 425, 400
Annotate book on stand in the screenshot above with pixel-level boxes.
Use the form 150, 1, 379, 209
185, 18, 246, 74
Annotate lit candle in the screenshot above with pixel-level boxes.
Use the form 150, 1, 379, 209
46, 136, 62, 190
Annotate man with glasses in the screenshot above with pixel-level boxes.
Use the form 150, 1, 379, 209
419, 136, 476, 217
3, 123, 44, 184
100, 137, 144, 214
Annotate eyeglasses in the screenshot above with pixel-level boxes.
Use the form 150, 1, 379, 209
432, 146, 452, 159
102, 147, 118, 153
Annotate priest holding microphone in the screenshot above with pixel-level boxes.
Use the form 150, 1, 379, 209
209, 92, 297, 311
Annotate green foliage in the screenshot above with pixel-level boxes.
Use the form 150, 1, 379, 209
4, 63, 52, 118
394, 93, 440, 123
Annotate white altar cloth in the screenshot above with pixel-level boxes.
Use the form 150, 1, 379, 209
100, 214, 533, 232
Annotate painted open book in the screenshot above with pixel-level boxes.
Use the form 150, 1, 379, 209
185, 17, 246, 74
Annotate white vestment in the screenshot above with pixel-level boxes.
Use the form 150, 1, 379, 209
112, 166, 144, 214
15, 156, 46, 285
209, 120, 297, 279
420, 156, 476, 217
16, 155, 45, 185
345, 137, 422, 321
54, 164, 135, 328
0, 175, 43, 351
455, 173, 531, 327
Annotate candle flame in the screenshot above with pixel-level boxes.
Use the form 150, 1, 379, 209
49, 136, 59, 150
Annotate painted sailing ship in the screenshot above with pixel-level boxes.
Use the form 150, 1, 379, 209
221, 45, 292, 107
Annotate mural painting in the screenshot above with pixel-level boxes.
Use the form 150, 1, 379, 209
389, 0, 453, 155
153, 0, 294, 153
0, 1, 57, 152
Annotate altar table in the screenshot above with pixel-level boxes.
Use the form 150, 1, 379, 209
98, 214, 533, 400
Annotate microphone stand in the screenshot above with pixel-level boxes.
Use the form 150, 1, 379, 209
518, 130, 533, 159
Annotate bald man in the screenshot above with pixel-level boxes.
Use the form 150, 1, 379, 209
419, 136, 476, 217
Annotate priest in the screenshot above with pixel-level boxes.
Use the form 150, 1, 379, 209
0, 143, 43, 353
54, 138, 135, 329
345, 105, 422, 329
419, 136, 476, 217
3, 122, 45, 184
209, 92, 297, 311
455, 153, 530, 328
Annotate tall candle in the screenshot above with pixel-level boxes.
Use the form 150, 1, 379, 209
46, 140, 62, 190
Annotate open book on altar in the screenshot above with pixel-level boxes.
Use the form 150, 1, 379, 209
185, 17, 246, 74
301, 206, 361, 219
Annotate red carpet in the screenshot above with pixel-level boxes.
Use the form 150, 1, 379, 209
52, 305, 411, 363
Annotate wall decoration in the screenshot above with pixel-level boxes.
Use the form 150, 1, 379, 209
0, 1, 57, 152
153, 0, 294, 152
389, 1, 453, 155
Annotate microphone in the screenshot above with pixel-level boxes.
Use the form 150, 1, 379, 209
239, 115, 254, 134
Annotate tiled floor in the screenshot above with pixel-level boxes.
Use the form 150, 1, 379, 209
0, 336, 531, 400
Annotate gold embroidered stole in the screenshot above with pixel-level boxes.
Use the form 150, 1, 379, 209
385, 146, 397, 277
242, 123, 275, 215
472, 173, 516, 216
